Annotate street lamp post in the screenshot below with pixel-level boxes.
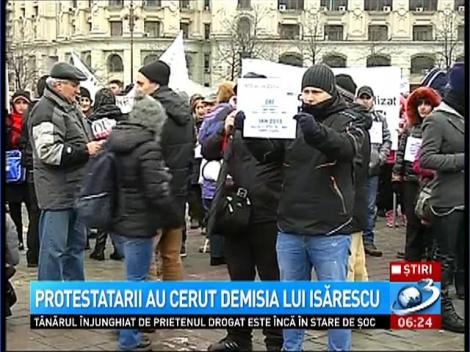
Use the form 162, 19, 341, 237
128, 0, 136, 84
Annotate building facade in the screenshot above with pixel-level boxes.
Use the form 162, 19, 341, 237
7, 0, 465, 92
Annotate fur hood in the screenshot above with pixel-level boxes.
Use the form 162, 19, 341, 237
128, 93, 167, 141
107, 94, 167, 153
406, 87, 441, 126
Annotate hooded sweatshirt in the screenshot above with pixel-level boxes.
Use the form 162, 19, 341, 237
151, 86, 195, 201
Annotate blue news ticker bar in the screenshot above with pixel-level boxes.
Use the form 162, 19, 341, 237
31, 282, 393, 315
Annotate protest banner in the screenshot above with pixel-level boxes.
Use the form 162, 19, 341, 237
237, 78, 298, 139
242, 59, 401, 149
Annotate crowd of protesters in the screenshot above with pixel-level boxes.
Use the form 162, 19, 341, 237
5, 57, 465, 351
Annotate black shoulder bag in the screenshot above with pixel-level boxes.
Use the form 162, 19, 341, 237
206, 135, 252, 237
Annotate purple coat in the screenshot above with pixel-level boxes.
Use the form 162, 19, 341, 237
198, 103, 234, 199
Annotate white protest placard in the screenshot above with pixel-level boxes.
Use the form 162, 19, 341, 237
115, 87, 136, 114
404, 136, 422, 162
71, 52, 102, 99
237, 78, 298, 139
241, 59, 402, 149
370, 121, 383, 144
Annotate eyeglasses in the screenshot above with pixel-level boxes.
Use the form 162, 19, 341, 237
359, 95, 372, 100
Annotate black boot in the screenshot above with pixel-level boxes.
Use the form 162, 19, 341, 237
441, 293, 465, 333
90, 231, 107, 261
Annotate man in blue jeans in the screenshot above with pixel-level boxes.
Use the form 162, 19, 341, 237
29, 62, 103, 281
356, 86, 391, 257
243, 64, 365, 351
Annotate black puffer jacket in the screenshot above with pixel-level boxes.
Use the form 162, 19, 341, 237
107, 96, 180, 238
202, 127, 283, 225
246, 96, 365, 236
152, 86, 195, 200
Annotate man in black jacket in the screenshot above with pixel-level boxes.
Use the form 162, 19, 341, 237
136, 60, 194, 281
244, 65, 365, 352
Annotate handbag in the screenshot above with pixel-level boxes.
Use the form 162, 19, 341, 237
207, 134, 252, 237
6, 150, 26, 184
415, 184, 432, 221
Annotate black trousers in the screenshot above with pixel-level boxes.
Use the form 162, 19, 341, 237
8, 183, 31, 247
223, 221, 283, 348
403, 181, 432, 261
431, 209, 464, 293
377, 164, 393, 212
188, 184, 204, 226
26, 178, 40, 264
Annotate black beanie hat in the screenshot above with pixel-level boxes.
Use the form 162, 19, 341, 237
335, 74, 357, 96
301, 64, 336, 95
79, 87, 91, 100
138, 60, 170, 86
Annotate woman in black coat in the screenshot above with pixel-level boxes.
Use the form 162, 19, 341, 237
6, 91, 32, 251
106, 94, 181, 350
87, 88, 127, 261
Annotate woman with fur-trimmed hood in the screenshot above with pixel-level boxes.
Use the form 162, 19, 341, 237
392, 86, 441, 262
106, 94, 180, 351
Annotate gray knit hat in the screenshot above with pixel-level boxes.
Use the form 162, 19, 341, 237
301, 64, 336, 95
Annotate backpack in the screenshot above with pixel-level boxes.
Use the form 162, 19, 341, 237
76, 149, 117, 230
6, 150, 26, 184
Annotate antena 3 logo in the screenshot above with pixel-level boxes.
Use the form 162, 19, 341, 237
391, 279, 440, 316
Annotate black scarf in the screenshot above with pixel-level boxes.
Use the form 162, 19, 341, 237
443, 90, 465, 117
301, 93, 347, 122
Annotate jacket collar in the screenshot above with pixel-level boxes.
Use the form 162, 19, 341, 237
434, 102, 463, 119
43, 84, 77, 113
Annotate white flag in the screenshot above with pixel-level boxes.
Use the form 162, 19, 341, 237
71, 52, 102, 100
159, 31, 190, 91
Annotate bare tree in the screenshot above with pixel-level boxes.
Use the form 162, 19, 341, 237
435, 10, 464, 69
6, 19, 38, 92
300, 9, 323, 65
214, 5, 270, 80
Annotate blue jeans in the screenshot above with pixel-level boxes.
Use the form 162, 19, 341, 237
276, 232, 352, 352
363, 176, 379, 245
38, 209, 86, 281
117, 236, 154, 351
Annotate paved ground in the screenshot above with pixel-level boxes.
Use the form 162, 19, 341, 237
6, 219, 465, 351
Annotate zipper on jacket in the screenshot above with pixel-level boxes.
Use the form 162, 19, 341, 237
330, 176, 347, 214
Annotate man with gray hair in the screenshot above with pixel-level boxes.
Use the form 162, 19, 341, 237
29, 62, 103, 281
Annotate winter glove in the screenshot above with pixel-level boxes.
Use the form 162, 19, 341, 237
234, 111, 246, 132
293, 112, 321, 145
